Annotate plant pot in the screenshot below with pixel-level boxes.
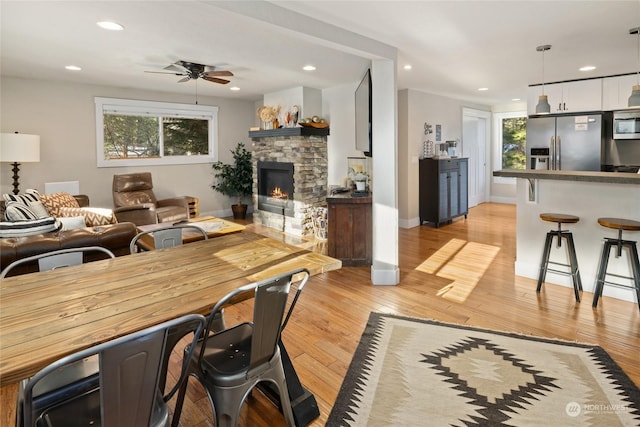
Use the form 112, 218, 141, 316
355, 181, 366, 191
231, 204, 248, 220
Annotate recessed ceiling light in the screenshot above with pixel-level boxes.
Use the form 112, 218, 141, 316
96, 21, 124, 31
65, 65, 82, 71
478, 87, 489, 91
230, 86, 240, 91
579, 65, 596, 72
302, 65, 316, 71
512, 98, 521, 101
403, 64, 412, 70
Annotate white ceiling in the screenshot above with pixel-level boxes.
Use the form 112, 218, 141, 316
1, 1, 639, 106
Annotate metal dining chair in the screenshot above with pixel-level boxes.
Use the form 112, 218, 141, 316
129, 224, 209, 253
172, 268, 310, 427
0, 246, 116, 279
17, 313, 206, 427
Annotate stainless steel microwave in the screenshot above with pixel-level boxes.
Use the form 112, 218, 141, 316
613, 110, 640, 139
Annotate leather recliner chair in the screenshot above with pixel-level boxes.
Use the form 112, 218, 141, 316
112, 172, 190, 226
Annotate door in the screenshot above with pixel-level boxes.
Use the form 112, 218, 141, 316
555, 115, 602, 171
462, 108, 490, 207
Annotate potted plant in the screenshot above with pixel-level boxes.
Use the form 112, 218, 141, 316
211, 142, 253, 219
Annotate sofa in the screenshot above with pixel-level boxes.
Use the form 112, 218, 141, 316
0, 194, 137, 277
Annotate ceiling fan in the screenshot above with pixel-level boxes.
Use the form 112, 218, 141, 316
145, 60, 233, 84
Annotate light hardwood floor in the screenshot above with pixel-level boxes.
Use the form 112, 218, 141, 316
169, 202, 640, 426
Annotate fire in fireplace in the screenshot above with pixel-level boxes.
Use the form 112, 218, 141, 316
257, 161, 294, 217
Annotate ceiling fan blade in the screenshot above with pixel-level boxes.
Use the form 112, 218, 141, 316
203, 70, 234, 77
145, 70, 186, 76
202, 75, 230, 84
177, 76, 191, 83
164, 63, 186, 72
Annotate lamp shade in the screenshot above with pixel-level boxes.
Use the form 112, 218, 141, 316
535, 95, 551, 114
0, 133, 40, 163
629, 85, 640, 108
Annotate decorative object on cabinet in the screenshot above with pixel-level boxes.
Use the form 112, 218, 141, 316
327, 194, 372, 266
535, 44, 552, 114
419, 158, 468, 228
422, 122, 434, 158
347, 157, 370, 192
628, 27, 640, 107
0, 132, 40, 195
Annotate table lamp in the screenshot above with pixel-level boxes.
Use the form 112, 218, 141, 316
0, 132, 41, 195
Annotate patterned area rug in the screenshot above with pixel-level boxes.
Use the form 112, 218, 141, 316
327, 313, 640, 426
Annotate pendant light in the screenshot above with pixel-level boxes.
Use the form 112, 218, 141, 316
628, 26, 640, 108
535, 45, 552, 114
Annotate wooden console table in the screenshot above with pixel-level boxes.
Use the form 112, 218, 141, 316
327, 193, 372, 266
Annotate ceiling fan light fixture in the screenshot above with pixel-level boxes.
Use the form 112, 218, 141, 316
535, 44, 552, 114
629, 26, 640, 108
96, 21, 124, 31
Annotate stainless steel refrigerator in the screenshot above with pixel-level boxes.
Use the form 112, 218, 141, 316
526, 114, 603, 171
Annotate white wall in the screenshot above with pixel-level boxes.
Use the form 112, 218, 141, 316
1, 77, 256, 216
321, 82, 369, 186
399, 89, 490, 227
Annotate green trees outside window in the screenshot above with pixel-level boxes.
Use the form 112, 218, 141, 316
104, 115, 208, 159
501, 116, 526, 170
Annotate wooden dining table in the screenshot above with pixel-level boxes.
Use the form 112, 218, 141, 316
0, 231, 341, 426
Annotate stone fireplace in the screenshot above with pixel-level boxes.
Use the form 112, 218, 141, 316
250, 127, 329, 237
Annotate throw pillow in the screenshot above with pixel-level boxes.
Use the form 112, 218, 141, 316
28, 201, 50, 218
2, 189, 41, 205
4, 202, 39, 221
58, 207, 117, 227
0, 217, 60, 238
58, 216, 87, 231
40, 192, 80, 217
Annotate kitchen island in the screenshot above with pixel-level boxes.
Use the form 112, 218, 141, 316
493, 169, 639, 303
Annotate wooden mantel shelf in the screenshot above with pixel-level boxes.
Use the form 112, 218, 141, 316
248, 127, 330, 138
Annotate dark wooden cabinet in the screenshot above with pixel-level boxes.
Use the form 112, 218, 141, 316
419, 158, 468, 227
327, 194, 372, 266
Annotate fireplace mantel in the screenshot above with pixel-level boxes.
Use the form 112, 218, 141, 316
248, 127, 329, 139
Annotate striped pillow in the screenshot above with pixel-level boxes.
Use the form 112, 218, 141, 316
4, 202, 40, 221
2, 189, 41, 205
0, 217, 60, 238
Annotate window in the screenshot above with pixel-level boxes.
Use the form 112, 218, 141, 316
493, 111, 526, 182
95, 97, 218, 167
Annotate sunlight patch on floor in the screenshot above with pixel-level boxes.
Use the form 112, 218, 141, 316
416, 239, 500, 303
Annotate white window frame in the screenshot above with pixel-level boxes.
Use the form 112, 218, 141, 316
95, 97, 218, 167
492, 110, 526, 184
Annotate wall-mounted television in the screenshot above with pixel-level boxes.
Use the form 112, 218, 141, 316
355, 69, 372, 157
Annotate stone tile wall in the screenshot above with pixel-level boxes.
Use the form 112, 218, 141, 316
251, 134, 328, 237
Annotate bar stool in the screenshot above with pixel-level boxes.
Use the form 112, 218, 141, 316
592, 217, 640, 312
536, 213, 582, 302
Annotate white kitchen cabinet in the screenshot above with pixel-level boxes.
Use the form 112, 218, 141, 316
528, 79, 602, 115
603, 74, 638, 111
